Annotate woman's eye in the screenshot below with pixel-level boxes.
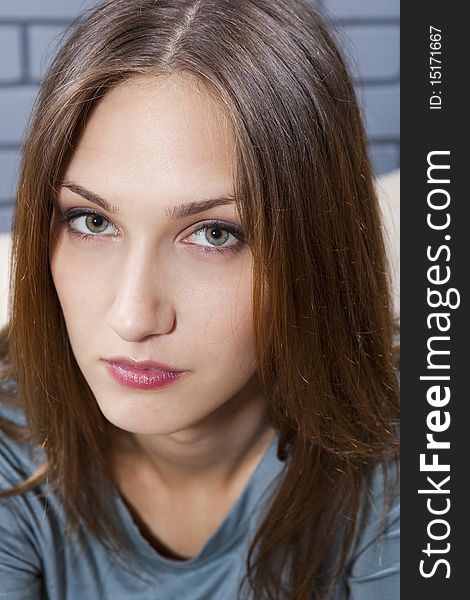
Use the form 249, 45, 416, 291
66, 212, 117, 237
187, 223, 244, 252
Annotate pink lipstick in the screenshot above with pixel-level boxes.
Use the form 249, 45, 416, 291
103, 357, 187, 390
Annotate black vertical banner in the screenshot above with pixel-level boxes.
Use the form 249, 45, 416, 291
401, 2, 467, 598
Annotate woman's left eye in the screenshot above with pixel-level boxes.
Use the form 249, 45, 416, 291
186, 222, 245, 253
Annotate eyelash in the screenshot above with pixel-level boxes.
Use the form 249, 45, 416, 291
58, 209, 246, 255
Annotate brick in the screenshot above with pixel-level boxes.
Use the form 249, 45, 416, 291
28, 25, 65, 82
338, 25, 399, 81
0, 86, 38, 145
369, 143, 400, 176
0, 26, 22, 82
0, 204, 13, 234
0, 150, 20, 202
0, 0, 98, 20
323, 0, 400, 19
356, 84, 400, 139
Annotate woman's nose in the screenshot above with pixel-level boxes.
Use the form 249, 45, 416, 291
105, 249, 176, 342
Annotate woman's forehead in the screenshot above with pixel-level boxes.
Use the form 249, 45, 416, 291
63, 73, 236, 209
74, 73, 233, 159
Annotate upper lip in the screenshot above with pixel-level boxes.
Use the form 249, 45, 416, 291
103, 357, 186, 373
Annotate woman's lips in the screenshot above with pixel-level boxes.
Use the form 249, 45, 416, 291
103, 358, 187, 390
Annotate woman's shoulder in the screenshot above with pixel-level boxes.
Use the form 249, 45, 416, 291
0, 391, 27, 428
0, 383, 44, 486
343, 460, 400, 597
0, 389, 61, 599
0, 378, 45, 591
360, 459, 400, 546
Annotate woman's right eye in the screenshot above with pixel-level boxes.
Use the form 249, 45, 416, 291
62, 210, 118, 239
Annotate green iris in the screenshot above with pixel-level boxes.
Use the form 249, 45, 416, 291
205, 226, 229, 246
85, 214, 109, 234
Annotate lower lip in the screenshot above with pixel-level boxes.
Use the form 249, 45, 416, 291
104, 361, 186, 390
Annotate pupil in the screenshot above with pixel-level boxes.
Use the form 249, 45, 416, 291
211, 228, 222, 239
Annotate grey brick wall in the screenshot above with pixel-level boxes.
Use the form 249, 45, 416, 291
321, 0, 400, 181
0, 0, 400, 233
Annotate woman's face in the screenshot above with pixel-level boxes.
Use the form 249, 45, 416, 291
50, 74, 261, 437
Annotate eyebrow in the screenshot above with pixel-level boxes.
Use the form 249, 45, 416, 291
60, 181, 236, 219
61, 182, 119, 214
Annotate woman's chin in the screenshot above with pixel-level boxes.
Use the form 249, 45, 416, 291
94, 396, 202, 437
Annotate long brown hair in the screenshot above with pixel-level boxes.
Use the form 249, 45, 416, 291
0, 1, 399, 598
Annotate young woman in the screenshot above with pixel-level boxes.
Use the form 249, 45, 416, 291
0, 0, 400, 598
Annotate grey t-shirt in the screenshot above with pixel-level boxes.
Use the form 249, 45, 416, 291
0, 400, 399, 599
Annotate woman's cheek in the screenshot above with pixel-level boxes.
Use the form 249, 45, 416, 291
50, 242, 113, 317
190, 269, 254, 359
